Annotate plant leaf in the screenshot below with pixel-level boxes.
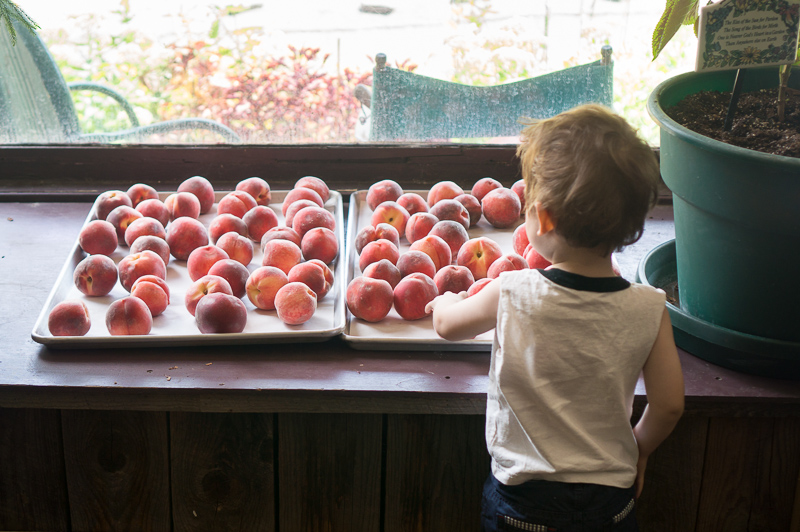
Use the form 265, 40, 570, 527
0, 0, 40, 45
652, 0, 699, 60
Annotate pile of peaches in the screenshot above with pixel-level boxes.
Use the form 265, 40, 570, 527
346, 178, 552, 323
47, 175, 339, 337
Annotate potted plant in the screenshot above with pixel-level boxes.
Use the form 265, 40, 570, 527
643, 0, 800, 374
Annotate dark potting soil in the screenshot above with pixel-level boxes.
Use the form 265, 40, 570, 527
664, 87, 800, 158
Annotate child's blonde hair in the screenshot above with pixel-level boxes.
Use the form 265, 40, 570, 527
516, 104, 660, 255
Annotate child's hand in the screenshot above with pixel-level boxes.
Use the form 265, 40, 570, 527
425, 291, 467, 314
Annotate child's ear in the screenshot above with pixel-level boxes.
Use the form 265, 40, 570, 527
534, 202, 555, 235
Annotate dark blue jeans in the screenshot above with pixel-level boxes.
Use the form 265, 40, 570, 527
481, 473, 638, 532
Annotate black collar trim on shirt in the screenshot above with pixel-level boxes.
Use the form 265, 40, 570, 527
538, 268, 631, 292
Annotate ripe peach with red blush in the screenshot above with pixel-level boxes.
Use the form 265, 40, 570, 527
246, 266, 289, 310
428, 220, 469, 258
284, 199, 318, 227
216, 231, 254, 266
511, 179, 526, 212
73, 255, 118, 296
346, 276, 394, 323
295, 175, 330, 203
371, 201, 410, 239
292, 206, 335, 238
454, 194, 482, 228
178, 175, 215, 214
405, 212, 439, 244
106, 296, 152, 336
164, 191, 201, 221
429, 199, 469, 231
524, 244, 552, 270
397, 192, 428, 216
130, 235, 171, 267
512, 223, 530, 256
135, 198, 170, 227
456, 237, 503, 280
367, 179, 403, 210
288, 260, 333, 299
166, 217, 209, 261
397, 250, 436, 279
79, 220, 118, 256
354, 225, 377, 255
434, 265, 475, 295
217, 190, 257, 218
243, 206, 279, 242
209, 213, 248, 243
467, 277, 493, 297
185, 274, 233, 316
301, 227, 339, 265
362, 258, 401, 289
307, 259, 335, 297
208, 259, 251, 298
281, 187, 324, 217
374, 223, 400, 249
275, 282, 318, 325
427, 181, 464, 207
409, 235, 451, 271
261, 239, 302, 274
124, 217, 166, 247
359, 239, 400, 271
48, 300, 91, 337
261, 227, 302, 251
106, 205, 143, 242
195, 293, 248, 334
131, 280, 170, 317
187, 245, 230, 281
118, 249, 167, 292
482, 188, 521, 228
131, 275, 170, 301
95, 190, 132, 221
126, 183, 159, 207
393, 272, 438, 321
236, 176, 271, 206
487, 253, 528, 279
471, 177, 502, 202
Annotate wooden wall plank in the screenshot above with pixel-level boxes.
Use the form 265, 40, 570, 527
635, 416, 708, 531
61, 409, 170, 532
384, 414, 489, 532
278, 413, 382, 532
170, 412, 275, 532
0, 407, 69, 531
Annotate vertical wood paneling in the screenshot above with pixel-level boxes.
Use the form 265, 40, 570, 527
384, 414, 490, 532
635, 416, 708, 531
61, 409, 170, 532
0, 407, 69, 531
170, 412, 275, 532
278, 413, 382, 532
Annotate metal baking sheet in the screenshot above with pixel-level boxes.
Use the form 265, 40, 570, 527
32, 190, 346, 349
342, 190, 524, 351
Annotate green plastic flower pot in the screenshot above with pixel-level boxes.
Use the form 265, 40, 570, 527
648, 67, 800, 342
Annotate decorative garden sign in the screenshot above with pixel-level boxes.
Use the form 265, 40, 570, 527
697, 0, 800, 71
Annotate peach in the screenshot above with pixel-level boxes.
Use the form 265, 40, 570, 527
95, 190, 132, 221
371, 201, 410, 239
261, 239, 302, 274
467, 277, 493, 297
393, 272, 438, 321
246, 266, 289, 310
236, 176, 272, 206
397, 250, 436, 279
195, 293, 248, 334
216, 231, 254, 266
135, 198, 170, 227
126, 183, 159, 207
178, 175, 215, 214
512, 223, 530, 256
456, 237, 503, 280
284, 199, 319, 227
429, 199, 470, 232
487, 253, 528, 279
354, 225, 377, 255
358, 239, 400, 271
482, 188, 521, 228
301, 227, 339, 265
79, 219, 118, 256
367, 179, 403, 211
130, 235, 171, 267
106, 205, 143, 242
118, 249, 167, 292
511, 179, 526, 212
281, 187, 324, 217
131, 275, 171, 301
524, 245, 552, 270
346, 276, 393, 323
131, 280, 169, 317
48, 300, 91, 337
405, 212, 439, 244
374, 223, 400, 249
288, 260, 333, 299
166, 217, 209, 261
243, 206, 279, 242
427, 181, 464, 207
208, 213, 248, 244
275, 282, 318, 325
164, 191, 201, 221
123, 217, 166, 247
185, 274, 233, 317
454, 193, 483, 228
471, 177, 502, 202
362, 258, 402, 289
261, 226, 302, 251
217, 190, 257, 219
105, 296, 152, 336
396, 192, 428, 216
187, 245, 230, 281
434, 264, 475, 295
73, 254, 118, 296
295, 175, 330, 203
409, 235, 452, 271
292, 206, 336, 239
208, 259, 251, 298
428, 220, 469, 258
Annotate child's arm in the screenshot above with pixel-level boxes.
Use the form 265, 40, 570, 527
632, 307, 685, 498
425, 278, 501, 342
